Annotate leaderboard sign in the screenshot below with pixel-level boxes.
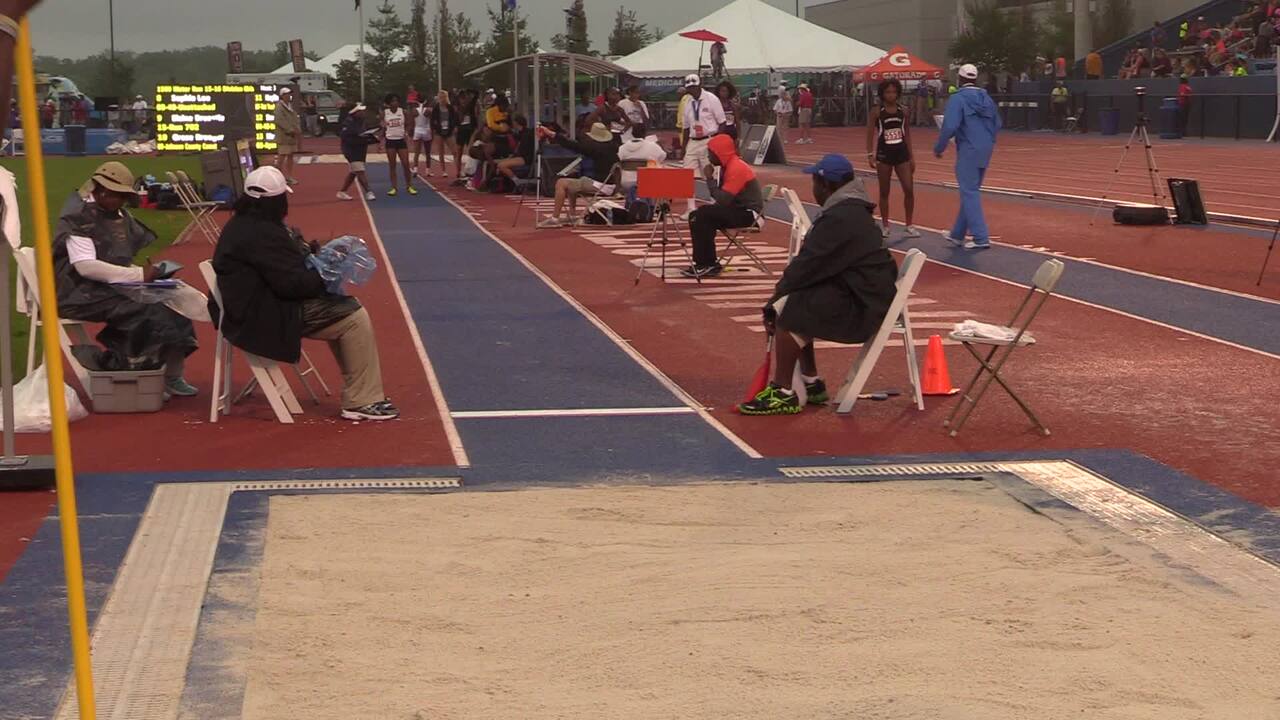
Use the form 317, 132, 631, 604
155, 83, 279, 153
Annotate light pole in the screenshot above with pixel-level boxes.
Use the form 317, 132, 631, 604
109, 0, 115, 93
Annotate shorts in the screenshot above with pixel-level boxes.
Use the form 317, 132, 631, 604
798, 108, 813, 125
457, 125, 475, 145
386, 138, 407, 150
563, 176, 598, 195
875, 144, 910, 166
347, 160, 366, 172
413, 129, 431, 141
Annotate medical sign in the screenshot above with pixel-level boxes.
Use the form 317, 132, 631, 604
154, 83, 278, 153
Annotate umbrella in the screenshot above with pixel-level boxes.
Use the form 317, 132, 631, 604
678, 29, 728, 79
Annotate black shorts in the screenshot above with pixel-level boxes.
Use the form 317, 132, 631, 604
457, 125, 475, 145
386, 138, 407, 150
876, 144, 910, 166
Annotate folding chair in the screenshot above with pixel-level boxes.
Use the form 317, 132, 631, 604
780, 186, 811, 260
717, 183, 778, 275
13, 247, 94, 396
511, 148, 545, 227
165, 171, 220, 245
584, 163, 626, 226
833, 248, 927, 413
201, 261, 325, 424
944, 258, 1064, 437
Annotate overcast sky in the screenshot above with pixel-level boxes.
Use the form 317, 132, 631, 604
29, 0, 814, 60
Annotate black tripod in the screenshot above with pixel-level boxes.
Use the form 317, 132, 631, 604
1092, 90, 1166, 224
1259, 218, 1278, 286
635, 199, 698, 284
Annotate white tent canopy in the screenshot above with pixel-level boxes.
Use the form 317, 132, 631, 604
615, 0, 884, 78
273, 44, 407, 76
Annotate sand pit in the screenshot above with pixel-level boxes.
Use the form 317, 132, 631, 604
240, 481, 1280, 719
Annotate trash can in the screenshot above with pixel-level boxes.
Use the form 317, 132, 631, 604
1158, 97, 1181, 139
63, 124, 86, 156
1099, 107, 1120, 136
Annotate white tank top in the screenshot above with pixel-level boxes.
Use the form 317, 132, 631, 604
384, 108, 406, 140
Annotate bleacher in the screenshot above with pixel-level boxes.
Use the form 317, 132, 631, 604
1085, 0, 1276, 78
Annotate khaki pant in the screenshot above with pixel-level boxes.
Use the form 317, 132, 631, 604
306, 307, 385, 409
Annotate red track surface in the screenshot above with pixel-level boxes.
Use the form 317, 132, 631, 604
785, 126, 1280, 219
10, 163, 455, 476
438, 182, 1280, 509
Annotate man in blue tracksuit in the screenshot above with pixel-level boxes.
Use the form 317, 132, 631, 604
933, 63, 1000, 249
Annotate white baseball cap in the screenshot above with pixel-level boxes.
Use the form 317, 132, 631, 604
958, 64, 979, 80
279, 87, 293, 95
244, 166, 293, 198
684, 73, 701, 87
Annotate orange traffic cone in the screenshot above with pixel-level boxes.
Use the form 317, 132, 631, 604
922, 334, 959, 396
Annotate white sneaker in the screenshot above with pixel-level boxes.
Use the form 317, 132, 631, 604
903, 225, 921, 238
336, 191, 353, 201
364, 191, 376, 201
678, 211, 693, 222
536, 216, 565, 229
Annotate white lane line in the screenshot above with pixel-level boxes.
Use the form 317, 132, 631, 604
360, 194, 471, 468
430, 183, 764, 459
451, 407, 697, 419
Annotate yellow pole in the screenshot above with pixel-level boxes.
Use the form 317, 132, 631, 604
14, 18, 98, 720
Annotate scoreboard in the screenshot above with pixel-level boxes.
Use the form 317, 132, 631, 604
154, 83, 279, 153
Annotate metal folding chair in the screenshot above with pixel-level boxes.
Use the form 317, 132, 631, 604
717, 183, 778, 275
165, 171, 220, 245
833, 248, 927, 413
944, 258, 1065, 437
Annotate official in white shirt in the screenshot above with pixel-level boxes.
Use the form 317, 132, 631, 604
680, 74, 726, 218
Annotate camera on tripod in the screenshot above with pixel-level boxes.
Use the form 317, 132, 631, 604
1134, 86, 1147, 120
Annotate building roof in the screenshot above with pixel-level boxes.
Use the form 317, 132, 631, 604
615, 0, 884, 77
464, 52, 627, 78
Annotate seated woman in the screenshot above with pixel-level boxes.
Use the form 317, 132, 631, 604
212, 166, 398, 422
494, 114, 535, 185
739, 154, 898, 416
53, 161, 199, 397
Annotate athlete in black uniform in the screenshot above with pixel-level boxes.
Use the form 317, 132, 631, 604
865, 79, 919, 238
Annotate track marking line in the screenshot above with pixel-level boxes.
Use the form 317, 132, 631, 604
360, 194, 471, 468
429, 183, 763, 459
451, 407, 697, 419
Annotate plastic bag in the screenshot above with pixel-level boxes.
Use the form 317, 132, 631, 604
1, 364, 89, 433
306, 235, 377, 295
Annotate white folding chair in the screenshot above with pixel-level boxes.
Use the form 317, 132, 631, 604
833, 248, 927, 413
166, 171, 220, 245
780, 186, 811, 260
944, 259, 1064, 437
13, 247, 94, 396
201, 260, 306, 424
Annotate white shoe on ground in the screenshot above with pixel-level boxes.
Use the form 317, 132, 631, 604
336, 191, 353, 201
903, 225, 922, 238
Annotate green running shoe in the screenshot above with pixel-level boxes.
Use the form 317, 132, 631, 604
738, 383, 801, 416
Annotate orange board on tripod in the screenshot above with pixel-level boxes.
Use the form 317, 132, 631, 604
636, 167, 696, 200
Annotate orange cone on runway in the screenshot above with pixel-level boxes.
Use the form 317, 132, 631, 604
922, 334, 959, 396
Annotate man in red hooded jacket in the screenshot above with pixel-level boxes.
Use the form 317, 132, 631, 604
684, 133, 764, 278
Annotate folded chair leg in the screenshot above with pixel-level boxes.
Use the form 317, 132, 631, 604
944, 343, 996, 432
266, 363, 304, 415
247, 358, 294, 424
300, 350, 332, 396
984, 362, 1051, 436
834, 340, 880, 413
947, 344, 1012, 437
209, 336, 224, 423
899, 312, 924, 410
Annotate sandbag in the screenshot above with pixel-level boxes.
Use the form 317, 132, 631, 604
1113, 204, 1169, 226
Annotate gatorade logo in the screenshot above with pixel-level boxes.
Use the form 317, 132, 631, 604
889, 52, 910, 67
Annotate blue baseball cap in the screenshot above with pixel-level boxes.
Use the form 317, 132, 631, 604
802, 154, 855, 182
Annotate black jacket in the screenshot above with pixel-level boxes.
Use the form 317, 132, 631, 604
553, 133, 619, 182
430, 103, 459, 136
771, 181, 898, 344
211, 214, 328, 364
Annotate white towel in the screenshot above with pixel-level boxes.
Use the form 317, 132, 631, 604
952, 319, 1033, 344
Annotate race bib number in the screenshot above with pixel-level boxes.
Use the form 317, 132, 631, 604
441, 120, 449, 130
694, 123, 705, 137
883, 127, 904, 144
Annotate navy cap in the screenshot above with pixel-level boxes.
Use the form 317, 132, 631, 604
802, 154, 855, 182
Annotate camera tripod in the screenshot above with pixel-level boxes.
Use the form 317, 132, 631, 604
1258, 217, 1278, 286
1091, 92, 1167, 225
634, 199, 699, 284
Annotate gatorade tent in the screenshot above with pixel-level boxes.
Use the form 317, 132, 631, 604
855, 46, 945, 82
615, 0, 884, 78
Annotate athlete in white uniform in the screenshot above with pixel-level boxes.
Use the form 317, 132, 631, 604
411, 101, 434, 177
382, 93, 416, 196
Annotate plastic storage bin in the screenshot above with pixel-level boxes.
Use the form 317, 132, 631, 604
88, 368, 165, 413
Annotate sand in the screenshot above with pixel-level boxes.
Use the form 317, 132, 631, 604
240, 482, 1280, 720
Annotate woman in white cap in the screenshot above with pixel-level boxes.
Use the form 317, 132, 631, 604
213, 166, 399, 421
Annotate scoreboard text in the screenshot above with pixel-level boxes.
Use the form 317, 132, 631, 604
154, 84, 278, 153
